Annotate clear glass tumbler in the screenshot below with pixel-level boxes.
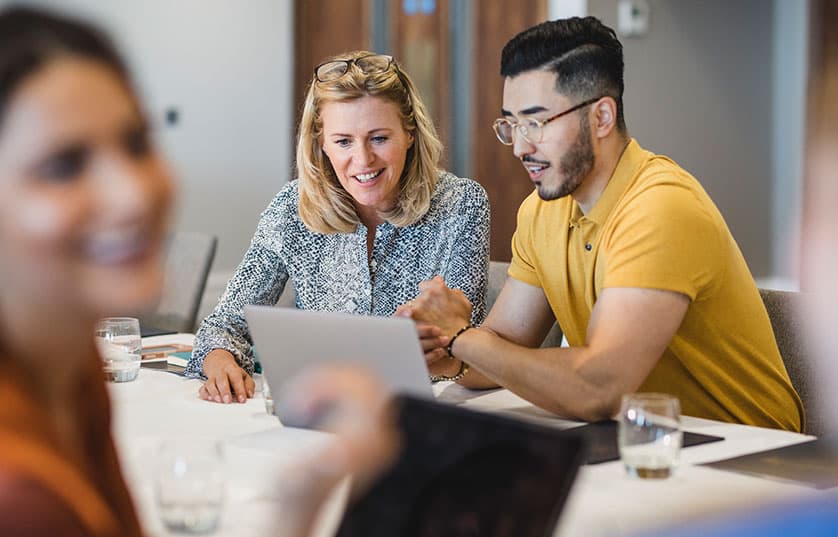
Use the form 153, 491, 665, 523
261, 375, 275, 416
618, 393, 682, 479
94, 317, 141, 382
155, 439, 225, 534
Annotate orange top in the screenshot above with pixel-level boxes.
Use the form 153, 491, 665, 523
0, 353, 143, 537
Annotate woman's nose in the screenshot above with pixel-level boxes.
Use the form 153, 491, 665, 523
95, 152, 161, 222
355, 143, 376, 167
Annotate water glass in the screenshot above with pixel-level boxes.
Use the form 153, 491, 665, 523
618, 393, 682, 479
155, 440, 225, 534
261, 375, 275, 416
95, 317, 141, 382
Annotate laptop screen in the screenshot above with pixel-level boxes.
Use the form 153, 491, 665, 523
336, 396, 585, 537
244, 306, 434, 423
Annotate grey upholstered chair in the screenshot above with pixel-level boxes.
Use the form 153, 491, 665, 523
140, 232, 218, 334
758, 288, 822, 436
487, 260, 564, 348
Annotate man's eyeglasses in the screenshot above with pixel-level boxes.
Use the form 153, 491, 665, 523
492, 97, 602, 145
314, 54, 396, 83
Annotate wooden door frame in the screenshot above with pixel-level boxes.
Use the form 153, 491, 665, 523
471, 1, 547, 261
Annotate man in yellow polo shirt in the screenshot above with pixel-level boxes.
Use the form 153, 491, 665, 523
406, 17, 803, 431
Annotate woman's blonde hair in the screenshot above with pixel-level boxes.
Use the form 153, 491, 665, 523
296, 51, 442, 233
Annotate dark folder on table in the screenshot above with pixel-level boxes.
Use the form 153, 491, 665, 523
570, 420, 724, 464
702, 437, 838, 489
336, 396, 586, 537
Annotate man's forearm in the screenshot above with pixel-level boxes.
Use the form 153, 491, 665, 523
451, 327, 621, 421
456, 360, 501, 389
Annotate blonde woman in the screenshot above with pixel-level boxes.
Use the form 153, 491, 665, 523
190, 51, 490, 403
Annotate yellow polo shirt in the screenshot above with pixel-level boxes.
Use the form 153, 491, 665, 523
509, 139, 804, 432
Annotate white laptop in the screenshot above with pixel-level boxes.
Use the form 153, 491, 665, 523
244, 305, 434, 424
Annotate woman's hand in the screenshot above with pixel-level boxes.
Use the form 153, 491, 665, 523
273, 365, 399, 537
198, 349, 255, 403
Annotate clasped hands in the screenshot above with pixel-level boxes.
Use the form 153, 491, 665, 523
395, 276, 474, 377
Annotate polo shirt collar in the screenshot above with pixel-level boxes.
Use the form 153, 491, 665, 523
584, 138, 645, 225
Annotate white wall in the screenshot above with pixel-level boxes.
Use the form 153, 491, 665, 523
13, 0, 295, 276
549, 0, 588, 20
771, 0, 808, 287
588, 0, 809, 281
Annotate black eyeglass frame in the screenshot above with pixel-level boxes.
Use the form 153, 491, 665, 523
492, 97, 603, 145
314, 54, 396, 83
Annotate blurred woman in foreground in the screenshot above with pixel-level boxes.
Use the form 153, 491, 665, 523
0, 7, 169, 535
0, 6, 394, 536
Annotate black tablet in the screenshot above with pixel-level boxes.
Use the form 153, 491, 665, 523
336, 395, 586, 537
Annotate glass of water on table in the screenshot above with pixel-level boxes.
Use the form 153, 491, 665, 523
155, 439, 225, 534
95, 317, 141, 382
618, 393, 682, 479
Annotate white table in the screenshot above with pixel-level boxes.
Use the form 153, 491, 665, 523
111, 334, 825, 537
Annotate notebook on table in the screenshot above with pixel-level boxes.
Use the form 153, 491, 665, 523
336, 395, 586, 537
243, 305, 434, 425
570, 420, 724, 464
140, 343, 191, 375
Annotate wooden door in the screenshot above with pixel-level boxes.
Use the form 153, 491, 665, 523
390, 0, 451, 166
471, 0, 548, 261
293, 0, 371, 122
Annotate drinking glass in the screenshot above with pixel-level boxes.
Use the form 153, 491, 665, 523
260, 375, 275, 416
618, 393, 682, 479
155, 439, 225, 534
94, 317, 141, 382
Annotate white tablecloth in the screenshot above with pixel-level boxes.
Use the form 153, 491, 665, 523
111, 334, 825, 537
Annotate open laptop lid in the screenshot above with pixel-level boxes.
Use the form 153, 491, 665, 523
244, 305, 433, 423
336, 395, 586, 537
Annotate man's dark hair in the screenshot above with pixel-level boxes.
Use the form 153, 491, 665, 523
0, 5, 133, 127
501, 17, 626, 132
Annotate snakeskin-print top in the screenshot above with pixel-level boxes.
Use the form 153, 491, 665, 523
187, 172, 490, 377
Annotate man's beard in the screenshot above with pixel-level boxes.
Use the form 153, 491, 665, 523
538, 117, 595, 201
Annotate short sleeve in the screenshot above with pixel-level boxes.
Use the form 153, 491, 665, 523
508, 194, 542, 287
601, 183, 724, 300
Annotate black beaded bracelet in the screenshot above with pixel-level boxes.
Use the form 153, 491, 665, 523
446, 323, 474, 360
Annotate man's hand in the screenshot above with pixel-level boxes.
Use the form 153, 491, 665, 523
198, 349, 255, 404
408, 276, 473, 336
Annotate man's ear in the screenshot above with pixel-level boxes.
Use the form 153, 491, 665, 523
593, 97, 618, 138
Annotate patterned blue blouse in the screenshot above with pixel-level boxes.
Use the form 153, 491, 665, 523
187, 172, 490, 377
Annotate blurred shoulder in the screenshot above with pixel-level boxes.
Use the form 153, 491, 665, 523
0, 472, 88, 537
